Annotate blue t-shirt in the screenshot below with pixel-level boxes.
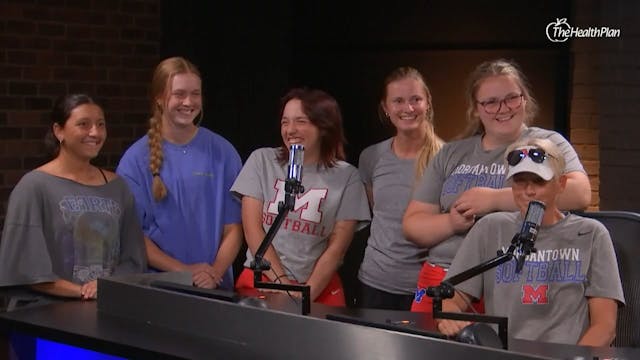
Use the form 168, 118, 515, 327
116, 127, 242, 289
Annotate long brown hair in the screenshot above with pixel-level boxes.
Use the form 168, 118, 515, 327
379, 66, 443, 180
277, 88, 346, 168
147, 56, 202, 201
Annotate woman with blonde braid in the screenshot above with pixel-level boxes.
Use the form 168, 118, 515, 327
117, 57, 243, 289
357, 67, 443, 310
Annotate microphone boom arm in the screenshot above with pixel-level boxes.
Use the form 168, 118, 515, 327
428, 233, 538, 350
251, 175, 310, 315
428, 200, 544, 349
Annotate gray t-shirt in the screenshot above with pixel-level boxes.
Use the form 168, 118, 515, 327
447, 212, 625, 344
413, 127, 585, 267
231, 148, 371, 283
0, 171, 146, 286
357, 138, 428, 294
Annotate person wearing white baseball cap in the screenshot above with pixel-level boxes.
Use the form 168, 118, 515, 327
506, 145, 557, 181
406, 59, 591, 313
437, 138, 625, 346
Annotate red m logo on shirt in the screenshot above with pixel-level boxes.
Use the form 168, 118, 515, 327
521, 284, 549, 304
267, 179, 328, 223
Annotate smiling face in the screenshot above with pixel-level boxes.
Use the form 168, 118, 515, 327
280, 98, 321, 164
382, 77, 430, 134
474, 75, 527, 142
54, 103, 106, 161
161, 72, 202, 129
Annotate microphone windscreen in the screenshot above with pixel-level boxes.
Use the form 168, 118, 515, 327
287, 144, 304, 182
524, 200, 545, 226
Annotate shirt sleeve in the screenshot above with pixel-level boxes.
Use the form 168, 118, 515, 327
524, 128, 585, 175
113, 183, 148, 275
445, 216, 491, 300
230, 149, 266, 202
223, 144, 243, 225
0, 175, 58, 286
546, 131, 586, 174
116, 150, 156, 237
584, 221, 625, 305
335, 168, 371, 230
358, 146, 375, 186
412, 144, 448, 206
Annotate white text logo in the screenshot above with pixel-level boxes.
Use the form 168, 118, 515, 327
546, 18, 620, 42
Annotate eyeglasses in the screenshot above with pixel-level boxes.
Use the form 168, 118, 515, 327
477, 94, 524, 114
506, 147, 551, 166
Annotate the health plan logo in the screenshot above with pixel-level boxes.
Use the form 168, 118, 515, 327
546, 18, 620, 42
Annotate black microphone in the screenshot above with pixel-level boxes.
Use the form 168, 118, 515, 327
283, 144, 304, 210
514, 200, 545, 273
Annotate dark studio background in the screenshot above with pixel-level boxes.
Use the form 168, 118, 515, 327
0, 0, 638, 305
160, 0, 571, 165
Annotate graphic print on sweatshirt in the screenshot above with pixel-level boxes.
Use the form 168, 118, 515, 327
495, 246, 586, 305
442, 162, 507, 195
59, 195, 122, 282
264, 179, 329, 237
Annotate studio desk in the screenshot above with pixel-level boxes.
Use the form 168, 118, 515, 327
1, 272, 638, 360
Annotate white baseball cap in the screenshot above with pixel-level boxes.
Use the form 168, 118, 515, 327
506, 146, 555, 181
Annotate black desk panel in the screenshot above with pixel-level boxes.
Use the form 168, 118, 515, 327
2, 300, 554, 360
1, 301, 260, 359
95, 275, 547, 360
1, 273, 639, 360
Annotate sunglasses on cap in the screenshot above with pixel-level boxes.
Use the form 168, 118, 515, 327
506, 147, 550, 166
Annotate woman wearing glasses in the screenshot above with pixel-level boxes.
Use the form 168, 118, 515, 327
404, 58, 591, 312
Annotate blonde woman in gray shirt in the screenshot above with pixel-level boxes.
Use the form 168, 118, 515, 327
357, 67, 443, 310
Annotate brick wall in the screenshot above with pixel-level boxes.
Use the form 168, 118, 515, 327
0, 0, 161, 226
570, 0, 602, 210
571, 0, 640, 211
598, 1, 640, 211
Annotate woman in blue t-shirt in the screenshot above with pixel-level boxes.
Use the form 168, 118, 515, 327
117, 57, 243, 290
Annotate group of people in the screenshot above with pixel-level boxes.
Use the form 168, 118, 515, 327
0, 56, 624, 347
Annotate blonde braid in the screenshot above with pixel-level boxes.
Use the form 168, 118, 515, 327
146, 56, 202, 201
148, 109, 167, 201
